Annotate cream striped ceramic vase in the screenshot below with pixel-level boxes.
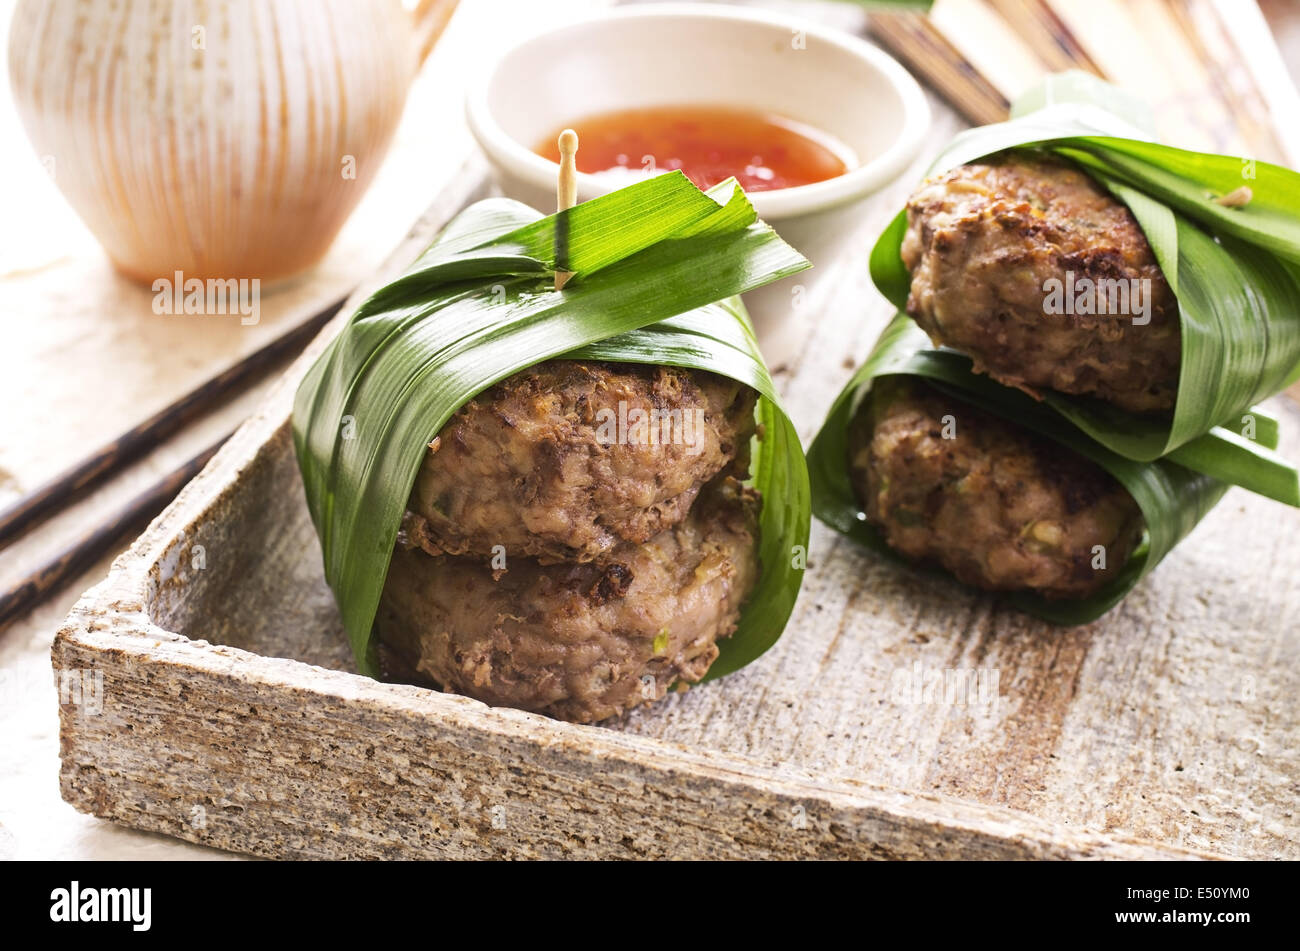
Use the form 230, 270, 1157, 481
8, 0, 458, 284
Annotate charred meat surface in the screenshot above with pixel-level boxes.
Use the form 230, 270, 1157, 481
848, 377, 1144, 599
901, 154, 1180, 413
377, 480, 760, 724
407, 360, 756, 565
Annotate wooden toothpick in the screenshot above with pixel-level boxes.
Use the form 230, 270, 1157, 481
555, 129, 578, 290
1214, 185, 1252, 208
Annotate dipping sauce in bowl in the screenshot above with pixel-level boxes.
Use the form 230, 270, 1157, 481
534, 105, 853, 193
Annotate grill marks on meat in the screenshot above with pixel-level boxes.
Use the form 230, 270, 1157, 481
847, 378, 1144, 599
901, 154, 1180, 414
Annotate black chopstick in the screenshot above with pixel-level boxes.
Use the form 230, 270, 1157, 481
0, 296, 343, 549
0, 432, 230, 630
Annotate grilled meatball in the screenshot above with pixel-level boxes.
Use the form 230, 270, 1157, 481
901, 154, 1180, 414
848, 377, 1143, 599
377, 480, 760, 723
406, 360, 755, 565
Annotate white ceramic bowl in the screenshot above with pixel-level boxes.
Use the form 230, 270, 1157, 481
466, 2, 930, 356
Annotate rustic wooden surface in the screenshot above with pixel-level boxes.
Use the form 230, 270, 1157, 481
52, 614, 1195, 860
51, 100, 1300, 859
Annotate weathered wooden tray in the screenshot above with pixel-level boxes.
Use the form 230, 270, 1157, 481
52, 156, 1300, 861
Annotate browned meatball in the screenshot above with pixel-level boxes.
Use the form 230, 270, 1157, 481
901, 154, 1180, 414
848, 377, 1144, 599
376, 480, 760, 724
406, 360, 755, 565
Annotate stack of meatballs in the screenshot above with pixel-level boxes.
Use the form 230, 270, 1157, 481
375, 360, 762, 723
849, 154, 1181, 599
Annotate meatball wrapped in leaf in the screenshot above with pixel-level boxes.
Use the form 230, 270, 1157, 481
293, 172, 811, 720
808, 314, 1260, 624
870, 72, 1300, 506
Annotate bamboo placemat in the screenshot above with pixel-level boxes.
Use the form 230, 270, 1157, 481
869, 0, 1300, 165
